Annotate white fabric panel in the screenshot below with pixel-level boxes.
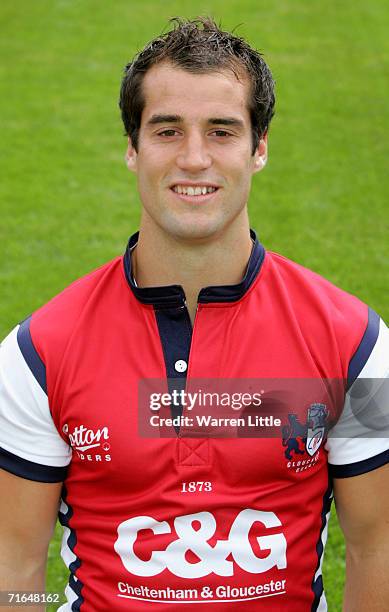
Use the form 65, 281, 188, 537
0, 326, 71, 467
60, 500, 77, 568
313, 502, 331, 612
57, 583, 78, 612
326, 319, 389, 465
58, 499, 80, 612
317, 592, 328, 611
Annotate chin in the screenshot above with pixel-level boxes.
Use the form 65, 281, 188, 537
171, 227, 219, 244
160, 215, 226, 243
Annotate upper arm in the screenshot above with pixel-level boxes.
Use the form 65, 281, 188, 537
0, 468, 62, 559
328, 315, 389, 548
0, 323, 70, 567
334, 464, 389, 550
329, 314, 389, 612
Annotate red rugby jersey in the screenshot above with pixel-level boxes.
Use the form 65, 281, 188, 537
0, 230, 388, 611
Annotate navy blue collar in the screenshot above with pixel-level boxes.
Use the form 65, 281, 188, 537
123, 229, 265, 308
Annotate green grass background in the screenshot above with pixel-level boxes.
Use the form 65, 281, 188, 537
1, 0, 387, 610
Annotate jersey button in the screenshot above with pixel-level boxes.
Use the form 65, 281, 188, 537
174, 359, 187, 373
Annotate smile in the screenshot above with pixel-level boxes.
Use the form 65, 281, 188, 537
172, 185, 218, 196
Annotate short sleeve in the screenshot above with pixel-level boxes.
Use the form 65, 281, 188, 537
0, 325, 71, 482
326, 316, 389, 477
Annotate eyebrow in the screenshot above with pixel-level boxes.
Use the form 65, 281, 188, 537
147, 114, 182, 125
208, 117, 244, 128
146, 114, 244, 128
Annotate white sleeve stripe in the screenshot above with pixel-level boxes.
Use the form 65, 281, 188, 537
326, 318, 389, 468
329, 448, 389, 478
347, 307, 380, 390
17, 316, 47, 394
0, 446, 67, 482
0, 327, 71, 468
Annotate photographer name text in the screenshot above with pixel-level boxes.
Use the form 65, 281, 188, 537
149, 414, 281, 428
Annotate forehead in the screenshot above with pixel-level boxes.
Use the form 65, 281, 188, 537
140, 62, 251, 125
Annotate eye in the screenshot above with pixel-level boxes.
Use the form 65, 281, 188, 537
157, 129, 179, 137
211, 130, 232, 138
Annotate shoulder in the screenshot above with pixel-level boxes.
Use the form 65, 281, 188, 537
31, 257, 124, 330
18, 256, 126, 385
260, 250, 383, 382
263, 250, 367, 316
32, 256, 123, 330
262, 249, 371, 330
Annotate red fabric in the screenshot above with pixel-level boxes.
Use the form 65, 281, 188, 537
29, 251, 367, 610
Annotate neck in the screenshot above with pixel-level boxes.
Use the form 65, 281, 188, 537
132, 211, 253, 323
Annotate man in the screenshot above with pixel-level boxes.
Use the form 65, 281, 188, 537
0, 17, 388, 612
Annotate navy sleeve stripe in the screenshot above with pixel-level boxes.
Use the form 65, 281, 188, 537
0, 446, 67, 483
346, 308, 380, 391
17, 316, 47, 394
329, 448, 389, 478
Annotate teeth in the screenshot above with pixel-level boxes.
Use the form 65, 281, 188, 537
173, 185, 217, 196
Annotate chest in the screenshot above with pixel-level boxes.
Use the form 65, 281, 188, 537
50, 302, 340, 499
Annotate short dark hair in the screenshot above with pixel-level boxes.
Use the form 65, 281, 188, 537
119, 17, 275, 155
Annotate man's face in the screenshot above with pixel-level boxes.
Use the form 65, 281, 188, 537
126, 61, 267, 242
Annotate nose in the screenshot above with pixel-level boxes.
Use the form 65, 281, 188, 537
176, 131, 212, 172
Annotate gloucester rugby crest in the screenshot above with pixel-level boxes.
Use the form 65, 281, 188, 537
305, 403, 329, 456
282, 403, 329, 461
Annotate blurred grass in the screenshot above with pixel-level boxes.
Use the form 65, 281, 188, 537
1, 1, 388, 610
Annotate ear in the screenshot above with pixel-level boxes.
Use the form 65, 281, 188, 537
253, 133, 268, 174
125, 137, 138, 173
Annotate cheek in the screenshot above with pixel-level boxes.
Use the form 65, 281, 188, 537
228, 160, 254, 189
136, 161, 159, 194
217, 146, 254, 180
136, 148, 162, 177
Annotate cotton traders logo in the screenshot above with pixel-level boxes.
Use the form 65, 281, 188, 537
282, 403, 329, 473
62, 423, 111, 462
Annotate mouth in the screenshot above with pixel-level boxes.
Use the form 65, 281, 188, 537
170, 183, 220, 202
